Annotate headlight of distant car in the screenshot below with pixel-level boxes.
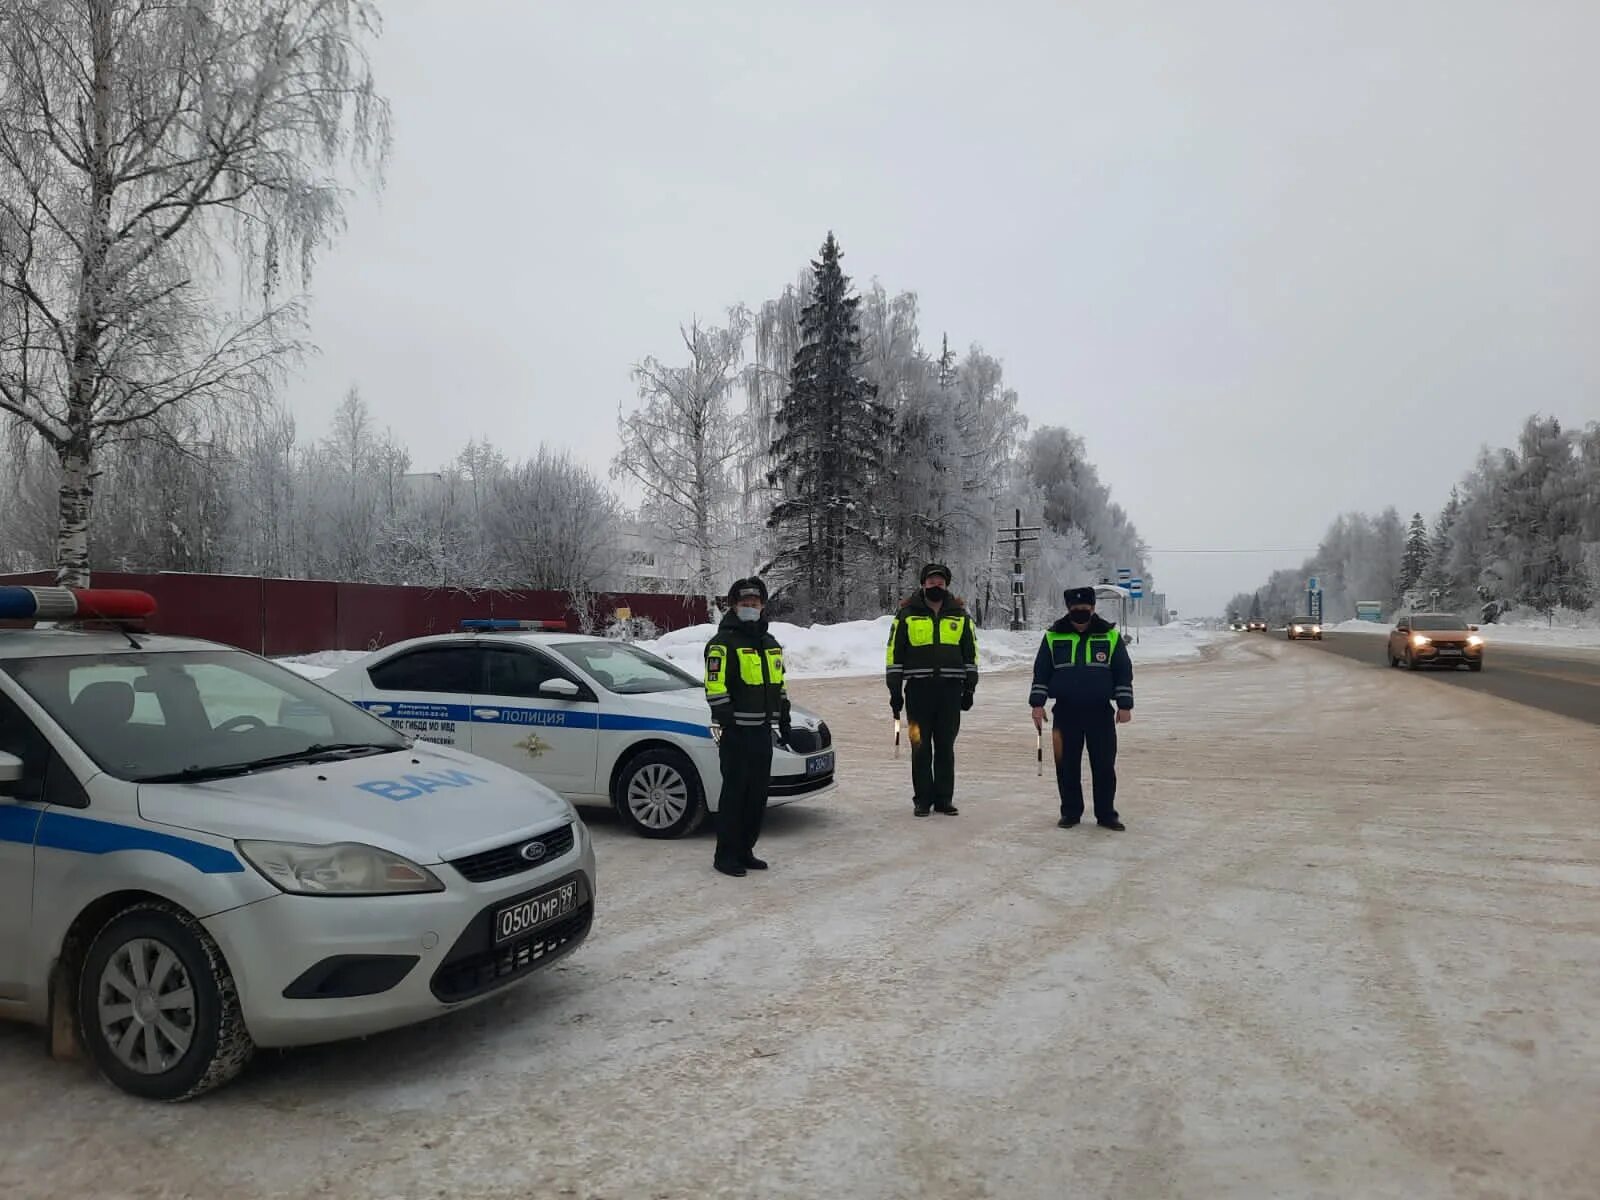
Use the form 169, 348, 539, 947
1412, 634, 1431, 647
1467, 635, 1484, 647
238, 840, 446, 896
1292, 625, 1303, 633
1311, 625, 1321, 634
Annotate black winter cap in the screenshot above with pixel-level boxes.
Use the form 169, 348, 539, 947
1064, 586, 1097, 607
920, 562, 953, 584
728, 576, 768, 603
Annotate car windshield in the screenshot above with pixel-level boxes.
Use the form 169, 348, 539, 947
1, 650, 409, 783
556, 641, 699, 694
1292, 617, 1316, 625
1413, 615, 1468, 631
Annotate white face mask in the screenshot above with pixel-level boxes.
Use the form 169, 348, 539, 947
736, 605, 762, 623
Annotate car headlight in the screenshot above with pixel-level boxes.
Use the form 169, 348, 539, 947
1292, 626, 1303, 633
1467, 635, 1484, 647
237, 840, 445, 896
1412, 634, 1431, 647
1311, 626, 1321, 634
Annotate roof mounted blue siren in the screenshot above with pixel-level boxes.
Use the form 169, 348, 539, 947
460, 618, 568, 632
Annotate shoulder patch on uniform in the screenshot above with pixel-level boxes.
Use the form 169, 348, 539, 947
707, 656, 722, 681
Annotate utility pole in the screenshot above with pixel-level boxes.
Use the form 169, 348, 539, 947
994, 508, 1041, 631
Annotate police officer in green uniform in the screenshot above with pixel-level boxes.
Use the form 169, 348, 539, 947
1029, 586, 1133, 830
886, 562, 979, 817
704, 577, 790, 876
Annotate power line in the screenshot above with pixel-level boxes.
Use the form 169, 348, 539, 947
1146, 548, 1319, 555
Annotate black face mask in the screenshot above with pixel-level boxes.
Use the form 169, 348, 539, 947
1068, 608, 1094, 626
923, 586, 948, 605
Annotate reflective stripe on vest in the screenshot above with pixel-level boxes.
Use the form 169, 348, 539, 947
1044, 627, 1120, 668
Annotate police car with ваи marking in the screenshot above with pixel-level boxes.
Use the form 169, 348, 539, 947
0, 587, 595, 1101
317, 620, 837, 839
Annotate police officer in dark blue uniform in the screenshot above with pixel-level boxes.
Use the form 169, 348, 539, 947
1029, 586, 1134, 830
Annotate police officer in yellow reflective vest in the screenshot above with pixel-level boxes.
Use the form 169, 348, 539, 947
704, 576, 790, 877
886, 562, 979, 817
1030, 586, 1133, 831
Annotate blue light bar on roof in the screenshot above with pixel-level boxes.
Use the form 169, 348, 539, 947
0, 586, 157, 622
460, 618, 567, 632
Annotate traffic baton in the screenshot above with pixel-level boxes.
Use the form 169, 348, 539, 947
893, 716, 902, 759
1036, 727, 1043, 776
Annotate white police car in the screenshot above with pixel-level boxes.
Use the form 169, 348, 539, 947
0, 588, 595, 1101
317, 621, 837, 839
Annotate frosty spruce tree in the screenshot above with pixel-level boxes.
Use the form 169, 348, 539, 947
766, 233, 891, 622
0, 0, 388, 586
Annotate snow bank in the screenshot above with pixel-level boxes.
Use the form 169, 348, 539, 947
1326, 614, 1600, 649
277, 649, 371, 680
637, 616, 1214, 679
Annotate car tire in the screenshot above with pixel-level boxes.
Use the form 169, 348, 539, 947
1407, 650, 1423, 671
613, 747, 707, 839
77, 902, 254, 1102
1468, 661, 1483, 672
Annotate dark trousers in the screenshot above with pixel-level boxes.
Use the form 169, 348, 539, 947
906, 683, 962, 808
715, 726, 774, 865
1053, 704, 1119, 823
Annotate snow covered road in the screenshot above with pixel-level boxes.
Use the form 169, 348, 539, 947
3, 636, 1598, 1199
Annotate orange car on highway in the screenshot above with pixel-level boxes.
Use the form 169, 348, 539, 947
1387, 613, 1485, 671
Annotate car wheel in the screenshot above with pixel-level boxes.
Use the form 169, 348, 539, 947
1468, 661, 1483, 672
1407, 650, 1423, 671
78, 902, 254, 1101
614, 747, 707, 839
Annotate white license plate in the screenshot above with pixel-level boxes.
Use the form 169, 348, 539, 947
806, 751, 834, 777
494, 881, 578, 944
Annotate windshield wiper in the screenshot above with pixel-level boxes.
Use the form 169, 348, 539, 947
139, 742, 404, 783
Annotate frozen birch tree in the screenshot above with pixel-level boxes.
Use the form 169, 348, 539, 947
613, 307, 750, 600
0, 0, 388, 584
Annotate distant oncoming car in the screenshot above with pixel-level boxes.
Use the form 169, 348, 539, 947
319, 625, 837, 839
1286, 617, 1323, 641
1387, 613, 1485, 671
1247, 620, 1268, 633
0, 589, 594, 1101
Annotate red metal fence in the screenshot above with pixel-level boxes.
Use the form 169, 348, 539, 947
0, 571, 709, 656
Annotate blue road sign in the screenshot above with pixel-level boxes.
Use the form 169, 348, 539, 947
1308, 576, 1320, 592
1130, 577, 1144, 598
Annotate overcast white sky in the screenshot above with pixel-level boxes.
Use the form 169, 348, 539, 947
289, 0, 1600, 617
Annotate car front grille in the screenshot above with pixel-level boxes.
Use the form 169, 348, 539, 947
448, 823, 576, 883
431, 902, 593, 1003
781, 721, 832, 753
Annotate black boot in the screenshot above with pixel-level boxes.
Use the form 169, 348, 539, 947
1097, 819, 1126, 832
714, 860, 748, 877
913, 802, 932, 817
1057, 817, 1079, 828
742, 855, 768, 870
934, 803, 959, 815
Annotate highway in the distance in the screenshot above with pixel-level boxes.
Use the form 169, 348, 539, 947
1302, 630, 1600, 727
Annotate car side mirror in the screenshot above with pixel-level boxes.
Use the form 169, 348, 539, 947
1468, 625, 1479, 632
538, 678, 581, 699
0, 750, 42, 802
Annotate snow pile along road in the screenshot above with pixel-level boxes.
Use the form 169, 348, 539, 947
277, 649, 371, 679
272, 619, 1217, 683
1326, 613, 1600, 649
639, 615, 1214, 679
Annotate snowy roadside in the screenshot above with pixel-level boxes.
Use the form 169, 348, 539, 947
1326, 616, 1600, 649
636, 615, 1217, 679
274, 619, 1218, 683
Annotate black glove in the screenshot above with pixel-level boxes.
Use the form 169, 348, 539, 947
777, 720, 793, 748
961, 693, 974, 712
890, 701, 903, 719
